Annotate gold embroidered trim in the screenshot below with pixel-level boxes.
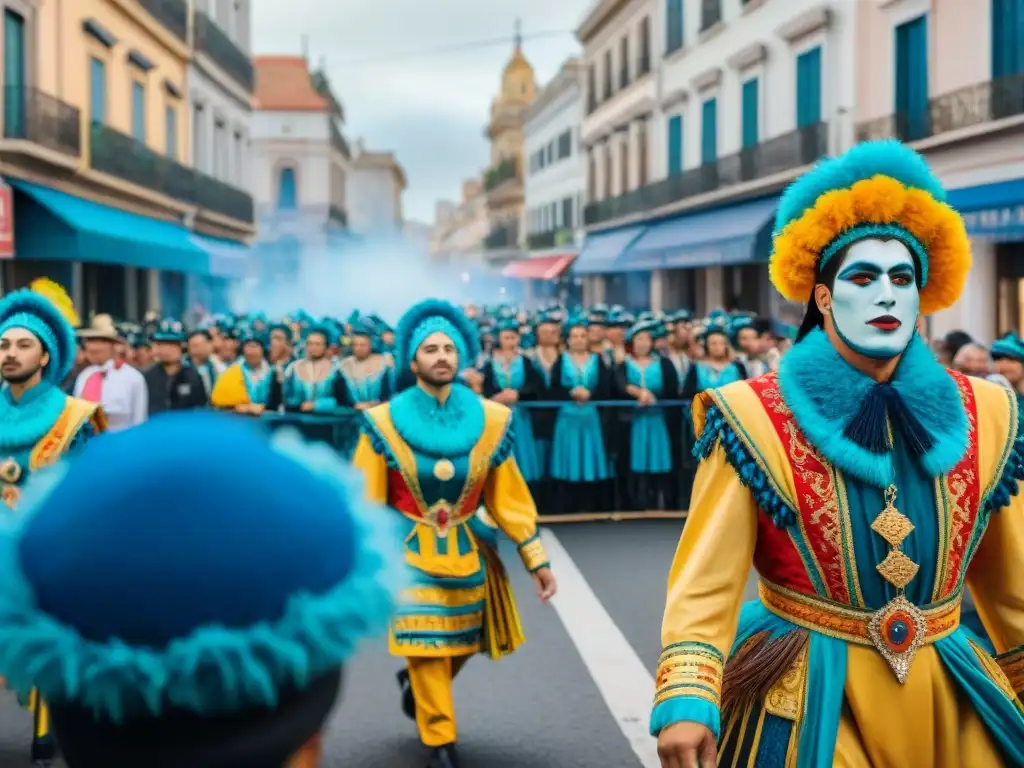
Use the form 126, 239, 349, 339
763, 642, 809, 721
400, 584, 487, 607
391, 611, 483, 635
995, 645, 1024, 697
518, 537, 549, 572
654, 642, 725, 708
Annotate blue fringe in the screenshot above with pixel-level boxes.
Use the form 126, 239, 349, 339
982, 401, 1024, 515
491, 418, 514, 467
693, 405, 797, 528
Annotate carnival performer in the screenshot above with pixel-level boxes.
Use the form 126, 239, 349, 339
679, 323, 748, 399
351, 299, 557, 768
336, 318, 392, 409
653, 140, 1024, 768
0, 280, 107, 765
210, 330, 283, 415
480, 316, 544, 483
282, 326, 338, 413
0, 412, 403, 768
991, 332, 1024, 406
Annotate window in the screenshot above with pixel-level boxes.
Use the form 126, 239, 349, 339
192, 103, 205, 170
89, 57, 107, 124
557, 129, 572, 159
131, 81, 146, 140
619, 36, 630, 88
214, 119, 227, 179
666, 0, 683, 55
895, 15, 929, 140
701, 97, 717, 164
619, 140, 629, 194
992, 0, 1024, 79
562, 196, 574, 229
741, 78, 759, 148
796, 47, 822, 128
234, 132, 244, 186
546, 141, 553, 164
3, 10, 26, 137
638, 17, 651, 74
603, 50, 613, 98
587, 64, 597, 109
277, 167, 297, 209
701, 0, 722, 32
667, 114, 683, 175
164, 104, 177, 158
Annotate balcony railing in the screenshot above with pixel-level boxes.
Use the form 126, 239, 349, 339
584, 122, 828, 226
328, 204, 347, 227
701, 0, 722, 31
89, 122, 254, 224
527, 228, 574, 250
193, 11, 254, 93
3, 86, 80, 157
139, 0, 188, 43
484, 157, 518, 192
484, 223, 519, 250
330, 120, 350, 159
856, 73, 1024, 144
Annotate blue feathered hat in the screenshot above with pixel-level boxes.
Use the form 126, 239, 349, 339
991, 333, 1024, 364
626, 318, 661, 344
395, 299, 480, 372
150, 318, 186, 343
496, 317, 520, 334
0, 289, 77, 385
562, 311, 589, 338
0, 413, 404, 757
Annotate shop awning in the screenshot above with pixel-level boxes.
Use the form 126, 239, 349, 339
9, 179, 210, 273
191, 234, 250, 280
501, 253, 576, 280
571, 225, 647, 274
620, 196, 777, 271
947, 177, 1024, 242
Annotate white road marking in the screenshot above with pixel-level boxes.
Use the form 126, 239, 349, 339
540, 528, 661, 768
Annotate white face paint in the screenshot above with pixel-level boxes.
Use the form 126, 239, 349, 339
829, 238, 920, 360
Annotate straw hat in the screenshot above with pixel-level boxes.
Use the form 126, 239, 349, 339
76, 313, 122, 342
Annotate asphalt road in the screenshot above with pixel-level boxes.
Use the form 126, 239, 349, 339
0, 520, 757, 768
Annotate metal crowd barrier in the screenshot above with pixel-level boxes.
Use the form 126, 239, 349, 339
261, 400, 697, 523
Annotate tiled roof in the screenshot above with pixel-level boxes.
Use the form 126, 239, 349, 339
253, 56, 328, 112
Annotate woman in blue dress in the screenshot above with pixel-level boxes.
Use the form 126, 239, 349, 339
282, 327, 339, 413
680, 325, 748, 399
615, 318, 679, 511
335, 320, 393, 409
480, 317, 544, 484
548, 313, 613, 514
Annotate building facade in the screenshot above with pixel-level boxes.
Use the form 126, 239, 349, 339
481, 33, 536, 266
506, 57, 586, 304
429, 179, 489, 264
575, 0, 851, 317
0, 0, 255, 320
346, 140, 407, 235
855, 0, 1024, 345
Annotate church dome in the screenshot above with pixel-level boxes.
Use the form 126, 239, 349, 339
498, 29, 535, 103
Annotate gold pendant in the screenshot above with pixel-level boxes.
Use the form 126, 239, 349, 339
867, 595, 927, 683
432, 459, 455, 482
0, 459, 21, 485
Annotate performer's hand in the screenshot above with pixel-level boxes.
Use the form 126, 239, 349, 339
300, 402, 315, 412
531, 566, 557, 603
249, 404, 265, 416
575, 388, 591, 402
657, 721, 716, 768
503, 388, 519, 404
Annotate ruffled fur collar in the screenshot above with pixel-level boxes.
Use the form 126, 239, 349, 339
389, 382, 484, 457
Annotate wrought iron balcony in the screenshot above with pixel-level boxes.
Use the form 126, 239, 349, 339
328, 204, 348, 227
583, 122, 828, 226
193, 10, 254, 93
484, 157, 518, 192
3, 86, 80, 157
330, 120, 350, 159
139, 0, 188, 43
701, 0, 722, 31
485, 223, 519, 250
89, 122, 255, 224
527, 228, 574, 250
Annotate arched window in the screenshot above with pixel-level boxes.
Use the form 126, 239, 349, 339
277, 167, 297, 210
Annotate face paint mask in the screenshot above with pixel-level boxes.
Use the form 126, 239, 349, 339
829, 238, 920, 360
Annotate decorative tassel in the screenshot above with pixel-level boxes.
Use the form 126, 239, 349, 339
721, 629, 809, 720
843, 383, 935, 459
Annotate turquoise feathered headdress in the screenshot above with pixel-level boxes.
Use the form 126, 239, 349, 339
395, 299, 480, 372
991, 333, 1024, 363
0, 289, 77, 384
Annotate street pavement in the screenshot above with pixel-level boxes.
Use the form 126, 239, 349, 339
0, 520, 760, 768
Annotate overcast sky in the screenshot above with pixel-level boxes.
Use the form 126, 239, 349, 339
251, 0, 592, 224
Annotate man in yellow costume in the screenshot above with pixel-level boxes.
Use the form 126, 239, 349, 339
0, 281, 107, 765
352, 298, 557, 768
653, 140, 1024, 768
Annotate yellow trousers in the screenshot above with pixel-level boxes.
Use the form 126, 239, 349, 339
406, 655, 472, 747
27, 688, 52, 753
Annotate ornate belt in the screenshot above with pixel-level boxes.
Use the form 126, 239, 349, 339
758, 580, 961, 682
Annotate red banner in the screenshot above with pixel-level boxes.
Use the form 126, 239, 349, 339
0, 180, 13, 259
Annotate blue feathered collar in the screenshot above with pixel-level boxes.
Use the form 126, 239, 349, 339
778, 329, 968, 488
389, 382, 484, 457
0, 382, 69, 453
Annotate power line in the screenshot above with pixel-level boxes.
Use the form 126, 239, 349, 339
327, 30, 575, 68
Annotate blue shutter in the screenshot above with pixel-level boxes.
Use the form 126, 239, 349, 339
741, 78, 759, 148
165, 105, 177, 158
701, 97, 717, 164
796, 47, 822, 127
131, 81, 146, 141
895, 15, 929, 140
665, 0, 683, 53
90, 57, 106, 124
992, 0, 1024, 77
278, 168, 297, 209
667, 114, 682, 175
3, 10, 25, 138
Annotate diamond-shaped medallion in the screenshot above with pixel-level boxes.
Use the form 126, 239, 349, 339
867, 595, 928, 683
871, 508, 915, 547
876, 550, 920, 589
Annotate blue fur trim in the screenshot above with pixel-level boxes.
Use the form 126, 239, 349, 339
819, 222, 930, 286
774, 140, 947, 235
388, 383, 484, 456
0, 429, 406, 723
779, 329, 968, 488
0, 290, 77, 384
395, 299, 480, 373
0, 383, 70, 453
491, 419, 514, 467
694, 404, 796, 528
982, 397, 1024, 515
